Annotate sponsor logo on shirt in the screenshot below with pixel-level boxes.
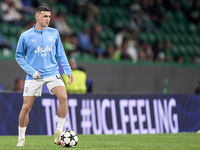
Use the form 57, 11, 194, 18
35, 45, 53, 57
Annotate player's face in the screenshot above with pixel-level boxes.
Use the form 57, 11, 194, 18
36, 11, 51, 27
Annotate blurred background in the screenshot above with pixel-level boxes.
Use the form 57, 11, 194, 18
0, 0, 200, 94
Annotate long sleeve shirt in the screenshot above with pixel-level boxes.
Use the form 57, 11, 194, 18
16, 25, 72, 80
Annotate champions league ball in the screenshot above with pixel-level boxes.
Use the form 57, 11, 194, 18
59, 130, 78, 147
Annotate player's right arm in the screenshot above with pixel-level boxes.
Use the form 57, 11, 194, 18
15, 34, 38, 78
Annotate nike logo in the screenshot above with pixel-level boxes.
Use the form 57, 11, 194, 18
32, 39, 36, 43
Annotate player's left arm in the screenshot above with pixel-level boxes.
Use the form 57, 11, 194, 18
55, 31, 73, 84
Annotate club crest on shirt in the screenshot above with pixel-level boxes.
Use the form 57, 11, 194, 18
48, 36, 54, 42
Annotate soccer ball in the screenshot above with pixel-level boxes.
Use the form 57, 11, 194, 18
59, 130, 78, 147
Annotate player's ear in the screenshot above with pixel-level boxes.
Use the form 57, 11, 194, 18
35, 13, 39, 20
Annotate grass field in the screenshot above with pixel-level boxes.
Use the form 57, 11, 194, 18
0, 133, 199, 150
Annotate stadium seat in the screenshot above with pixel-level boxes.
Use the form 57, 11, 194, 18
171, 45, 180, 57
177, 34, 186, 44
119, 0, 130, 7
0, 23, 9, 35
106, 30, 115, 40
66, 15, 75, 27
115, 7, 124, 18
107, 6, 115, 17
162, 34, 171, 41
100, 0, 110, 6
178, 24, 186, 33
183, 45, 194, 56
8, 36, 18, 48
161, 22, 171, 33
178, 44, 187, 56
155, 33, 164, 43
174, 11, 186, 23
187, 36, 194, 45
170, 34, 179, 44
99, 30, 107, 40
193, 45, 200, 57
51, 4, 67, 14
71, 26, 81, 35
24, 14, 35, 23
121, 8, 128, 18
164, 11, 173, 20
170, 23, 179, 33
188, 23, 197, 33
105, 40, 114, 46
147, 33, 156, 45
74, 16, 83, 28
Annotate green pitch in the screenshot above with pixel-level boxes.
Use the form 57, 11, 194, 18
0, 133, 199, 150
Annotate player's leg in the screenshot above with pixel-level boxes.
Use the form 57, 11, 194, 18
19, 96, 35, 127
51, 86, 68, 145
17, 96, 35, 147
17, 79, 44, 147
52, 86, 68, 118
45, 75, 68, 145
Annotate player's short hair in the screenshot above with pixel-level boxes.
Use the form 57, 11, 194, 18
35, 6, 50, 14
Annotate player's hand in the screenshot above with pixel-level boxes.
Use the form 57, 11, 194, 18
68, 74, 74, 85
33, 71, 41, 80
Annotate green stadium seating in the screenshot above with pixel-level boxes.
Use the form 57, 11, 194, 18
99, 30, 107, 40
188, 23, 197, 33
100, 0, 110, 6
74, 16, 83, 28
193, 45, 200, 57
186, 45, 195, 56
155, 33, 164, 43
147, 33, 156, 44
0, 0, 199, 64
171, 45, 180, 57
170, 34, 179, 44
178, 44, 187, 56
66, 15, 75, 27
0, 23, 9, 35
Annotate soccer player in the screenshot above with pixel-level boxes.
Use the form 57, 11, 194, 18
15, 6, 74, 147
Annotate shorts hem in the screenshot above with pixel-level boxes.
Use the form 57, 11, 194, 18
23, 94, 42, 97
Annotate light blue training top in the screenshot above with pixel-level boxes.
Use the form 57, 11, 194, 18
15, 25, 72, 80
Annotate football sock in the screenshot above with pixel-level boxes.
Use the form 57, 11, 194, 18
57, 117, 65, 133
18, 126, 27, 140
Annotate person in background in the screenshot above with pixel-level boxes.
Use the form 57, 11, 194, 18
13, 78, 24, 92
152, 41, 163, 61
139, 41, 153, 61
83, 1, 101, 24
148, 0, 168, 27
0, 31, 13, 50
77, 25, 94, 55
91, 24, 105, 59
162, 40, 173, 62
121, 38, 138, 62
60, 58, 88, 94
115, 27, 127, 48
184, 0, 200, 25
53, 12, 73, 37
105, 44, 115, 60
0, 0, 24, 25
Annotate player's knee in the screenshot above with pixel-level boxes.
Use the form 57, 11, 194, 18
58, 94, 68, 105
22, 104, 32, 114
